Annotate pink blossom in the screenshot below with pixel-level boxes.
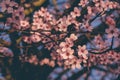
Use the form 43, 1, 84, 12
87, 6, 92, 15
40, 58, 49, 65
0, 47, 13, 57
105, 27, 119, 38
45, 42, 54, 50
65, 38, 74, 47
32, 22, 46, 30
30, 32, 41, 43
38, 7, 47, 17
49, 60, 55, 67
45, 12, 53, 21
71, 58, 81, 69
94, 34, 102, 42
42, 37, 51, 43
69, 34, 78, 41
79, 0, 88, 7
78, 45, 88, 59
114, 33, 120, 47
64, 3, 71, 9
29, 55, 38, 65
20, 20, 29, 30
90, 50, 120, 66
82, 21, 93, 32
73, 20, 81, 29
66, 15, 74, 25
93, 34, 108, 49
59, 42, 67, 47
58, 22, 68, 32
70, 7, 81, 18
105, 16, 115, 26
64, 59, 71, 68
59, 42, 71, 50
60, 48, 74, 59
23, 36, 32, 44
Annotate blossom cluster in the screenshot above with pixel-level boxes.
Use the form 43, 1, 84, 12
56, 34, 85, 69
0, 47, 13, 57
0, 0, 29, 30
0, 0, 120, 72
89, 51, 120, 66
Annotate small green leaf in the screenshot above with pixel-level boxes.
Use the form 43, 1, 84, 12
16, 37, 22, 44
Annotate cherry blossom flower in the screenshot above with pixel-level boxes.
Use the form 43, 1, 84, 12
49, 18, 57, 25
105, 27, 119, 38
70, 7, 81, 18
32, 19, 45, 30
30, 32, 41, 43
33, 22, 46, 30
73, 21, 81, 30
42, 37, 51, 43
69, 34, 78, 41
40, 58, 50, 65
45, 42, 55, 50
22, 36, 32, 44
66, 15, 74, 25
20, 20, 29, 30
93, 34, 109, 49
33, 12, 39, 19
79, 0, 89, 7
114, 33, 120, 47
82, 21, 93, 32
87, 6, 92, 15
63, 57, 82, 69
33, 17, 42, 24
58, 36, 75, 52
71, 58, 81, 69
29, 55, 38, 65
31, 25, 38, 31
45, 12, 53, 21
58, 23, 68, 32
0, 47, 13, 57
60, 48, 74, 59
78, 45, 88, 60
64, 3, 71, 9
65, 38, 74, 47
94, 34, 102, 42
64, 60, 71, 69
38, 7, 47, 17
105, 16, 116, 26
49, 60, 55, 67
59, 42, 68, 48
50, 51, 58, 60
